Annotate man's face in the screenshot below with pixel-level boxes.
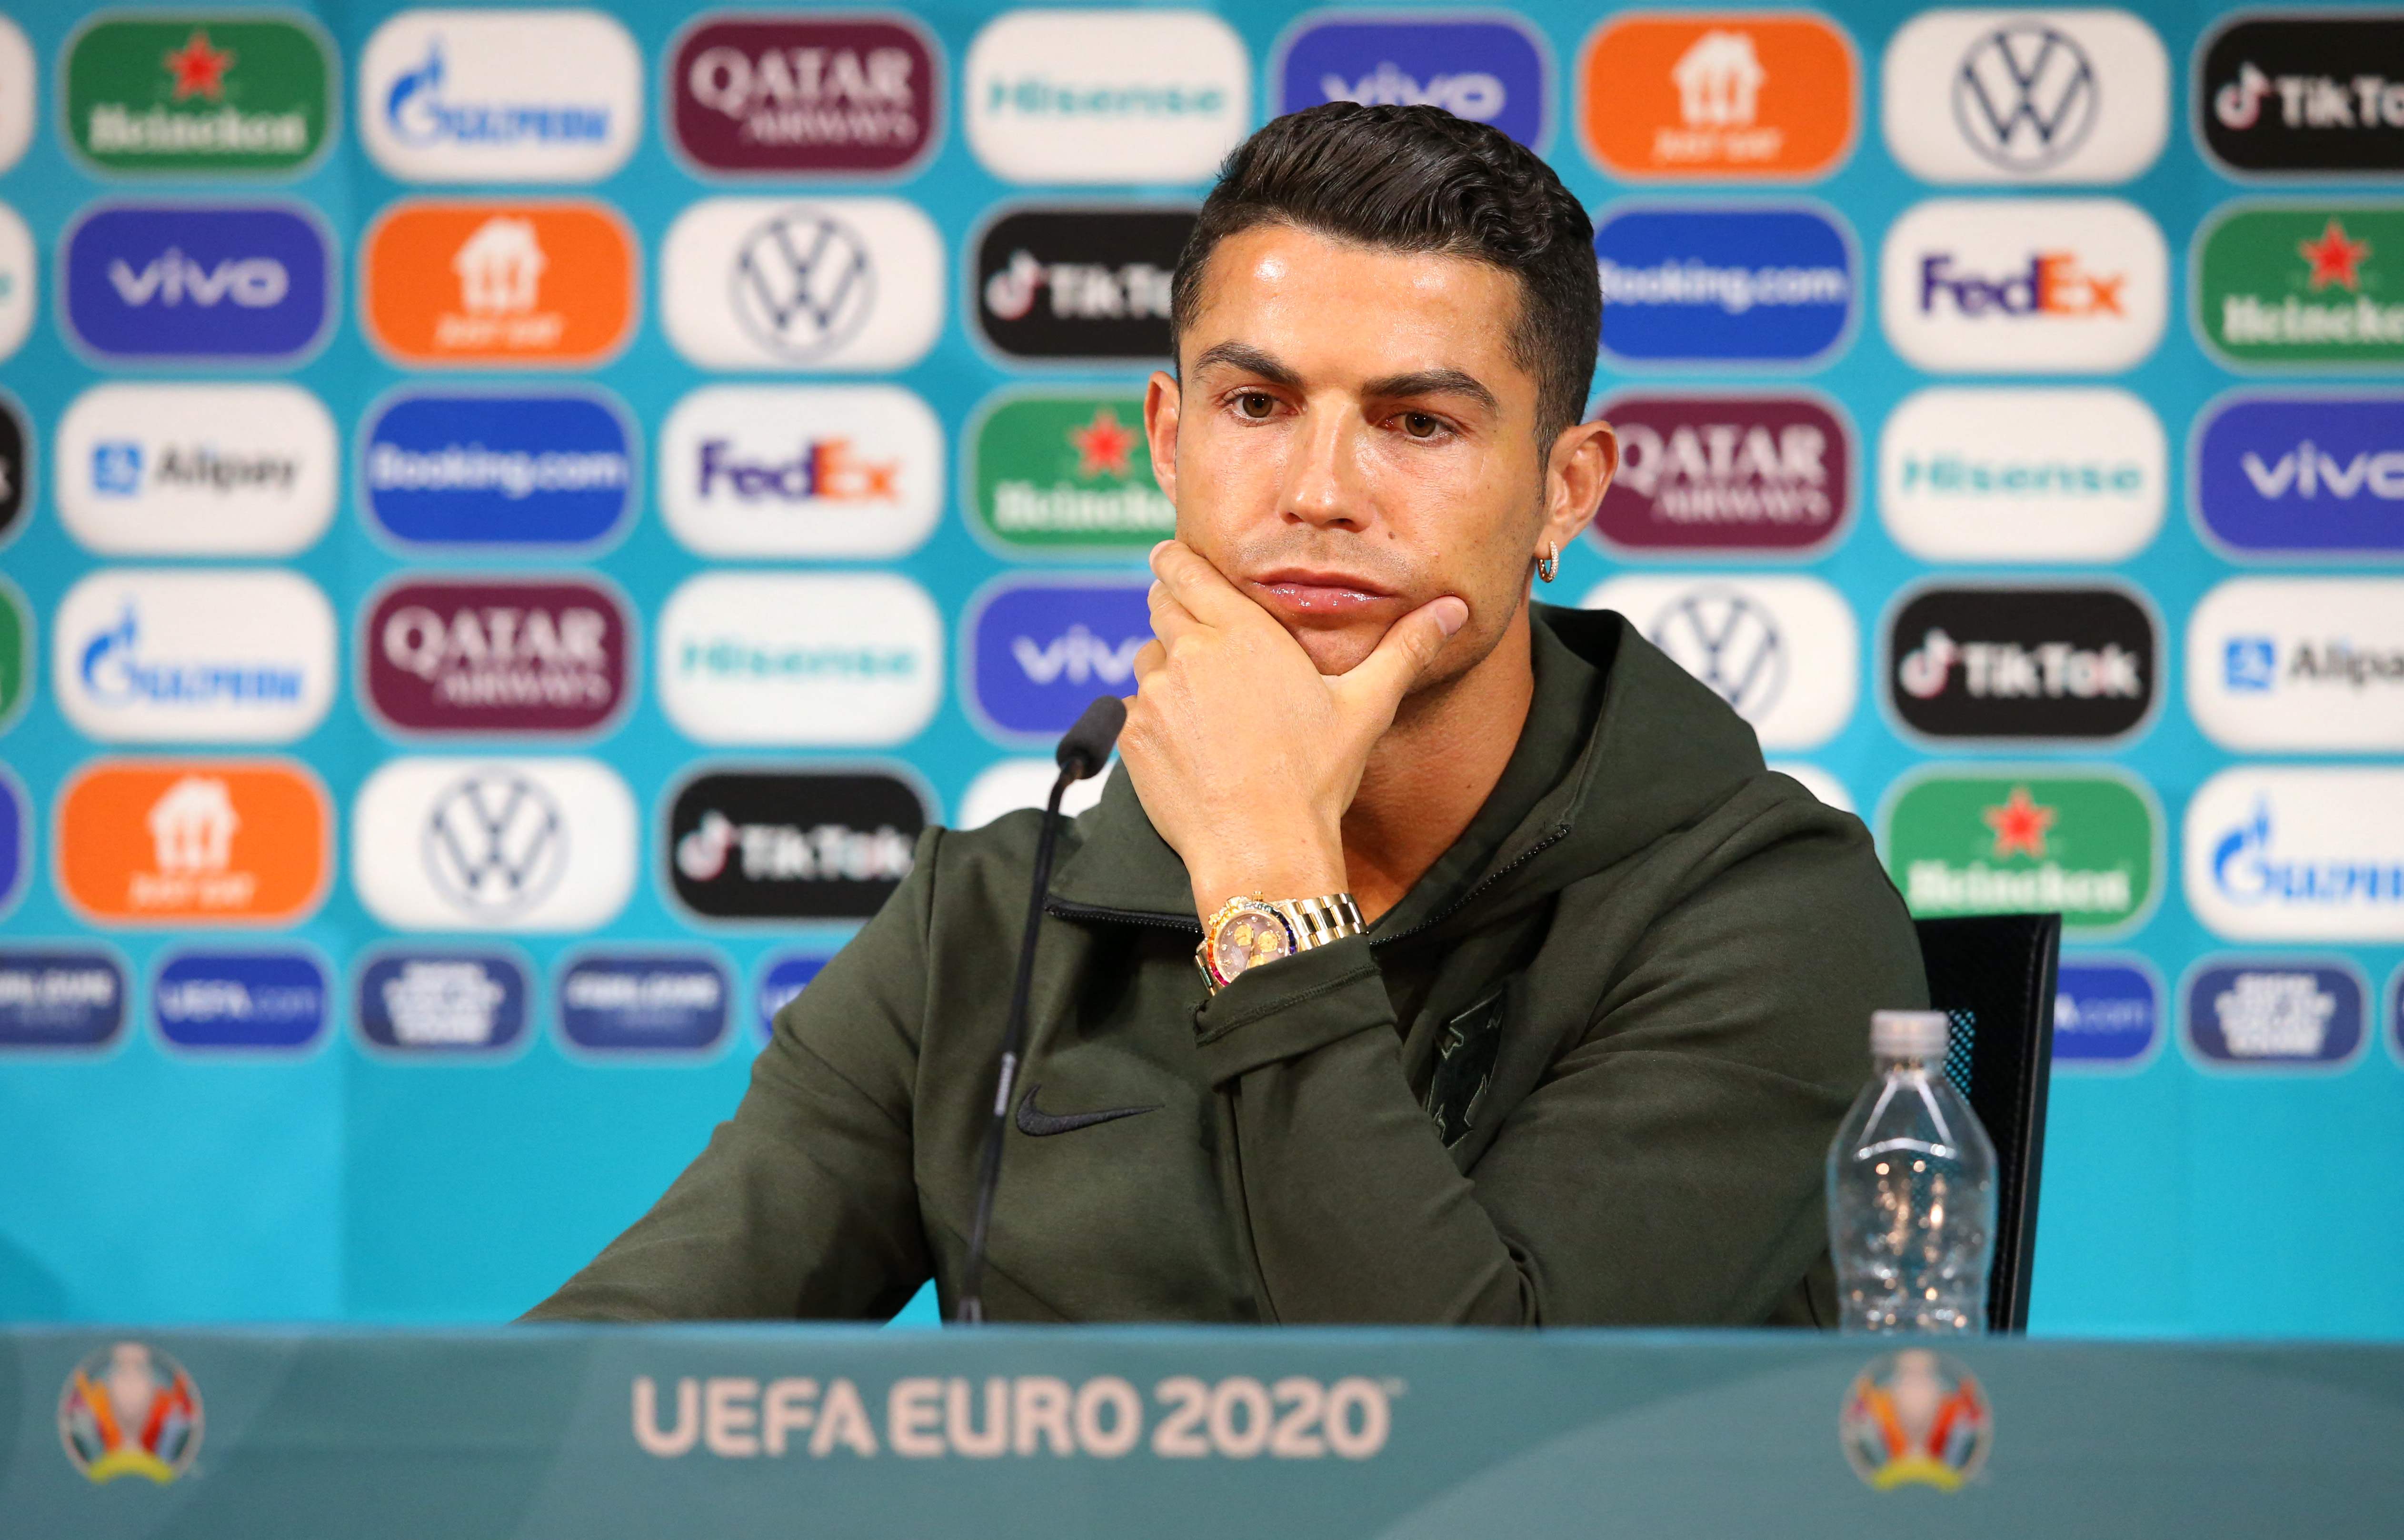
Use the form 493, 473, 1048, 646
1144, 222, 1612, 680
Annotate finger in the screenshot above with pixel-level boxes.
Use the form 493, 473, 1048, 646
1148, 539, 1257, 628
1129, 637, 1166, 684
1334, 596, 1469, 720
1147, 580, 1201, 644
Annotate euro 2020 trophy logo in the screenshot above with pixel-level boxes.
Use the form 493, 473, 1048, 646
59, 1341, 205, 1484
1838, 1348, 1993, 1490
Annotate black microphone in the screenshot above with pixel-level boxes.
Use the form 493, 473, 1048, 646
956, 694, 1126, 1324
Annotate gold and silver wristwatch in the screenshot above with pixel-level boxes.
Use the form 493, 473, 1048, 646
1194, 893, 1366, 993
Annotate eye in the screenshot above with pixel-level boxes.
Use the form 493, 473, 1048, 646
1235, 391, 1277, 420
1399, 412, 1446, 439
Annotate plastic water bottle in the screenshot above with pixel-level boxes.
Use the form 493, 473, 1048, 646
1827, 1010, 1997, 1334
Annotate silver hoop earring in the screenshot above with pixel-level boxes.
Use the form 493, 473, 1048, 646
1536, 542, 1558, 584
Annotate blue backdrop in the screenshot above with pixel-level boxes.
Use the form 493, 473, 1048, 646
0, 0, 2399, 1336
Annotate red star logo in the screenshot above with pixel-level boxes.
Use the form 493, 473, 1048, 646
162, 29, 236, 100
1067, 406, 1139, 479
2298, 217, 2372, 292
1982, 786, 2055, 861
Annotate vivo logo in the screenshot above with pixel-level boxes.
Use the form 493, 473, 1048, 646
970, 580, 1151, 741
108, 249, 285, 307
2195, 394, 2404, 555
64, 203, 331, 361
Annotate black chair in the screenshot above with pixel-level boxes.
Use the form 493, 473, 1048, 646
1913, 912, 2061, 1335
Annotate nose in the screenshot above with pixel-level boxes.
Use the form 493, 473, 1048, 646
1279, 401, 1368, 533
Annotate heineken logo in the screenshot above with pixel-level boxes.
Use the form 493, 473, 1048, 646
968, 392, 1174, 553
1882, 770, 2159, 937
66, 14, 333, 174
2199, 203, 2404, 367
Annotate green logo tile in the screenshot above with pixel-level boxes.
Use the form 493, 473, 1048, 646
1883, 769, 2158, 936
970, 392, 1174, 554
67, 14, 333, 174
0, 582, 28, 731
2197, 203, 2404, 368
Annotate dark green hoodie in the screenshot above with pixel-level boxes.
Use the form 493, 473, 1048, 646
527, 605, 1926, 1326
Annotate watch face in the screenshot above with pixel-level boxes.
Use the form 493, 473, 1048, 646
1209, 905, 1293, 984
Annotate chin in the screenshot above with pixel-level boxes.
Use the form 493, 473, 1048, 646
1286, 624, 1383, 677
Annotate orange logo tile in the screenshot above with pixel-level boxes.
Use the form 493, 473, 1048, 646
58, 759, 329, 925
362, 200, 637, 367
1581, 12, 1856, 180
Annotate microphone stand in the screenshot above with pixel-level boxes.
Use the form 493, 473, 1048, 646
956, 694, 1125, 1324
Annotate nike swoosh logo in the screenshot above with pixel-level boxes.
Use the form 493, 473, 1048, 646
1015, 1082, 1161, 1137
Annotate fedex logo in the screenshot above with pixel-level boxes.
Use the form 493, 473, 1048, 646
1918, 251, 2125, 317
696, 437, 898, 503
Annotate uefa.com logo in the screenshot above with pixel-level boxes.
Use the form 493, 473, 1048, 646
1274, 13, 1551, 149
1880, 8, 2169, 185
2052, 954, 2165, 1071
0, 945, 128, 1050
152, 946, 330, 1053
56, 380, 339, 557
667, 11, 943, 178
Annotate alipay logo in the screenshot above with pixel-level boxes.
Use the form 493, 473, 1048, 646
1881, 197, 2166, 371
1881, 9, 2167, 184
2187, 578, 2404, 751
660, 385, 942, 560
55, 569, 335, 743
965, 10, 1249, 184
359, 9, 640, 182
352, 757, 637, 932
1593, 205, 1855, 365
363, 390, 633, 549
2185, 959, 2364, 1068
970, 579, 1151, 740
57, 382, 338, 556
657, 572, 942, 746
63, 203, 330, 362
154, 949, 327, 1051
1277, 18, 1547, 148
2194, 393, 2404, 555
2186, 767, 2404, 941
1879, 386, 2165, 563
2053, 959, 2159, 1066
662, 197, 943, 371
356, 949, 527, 1052
1582, 574, 1857, 750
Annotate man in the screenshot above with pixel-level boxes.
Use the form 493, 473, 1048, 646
529, 104, 1923, 1327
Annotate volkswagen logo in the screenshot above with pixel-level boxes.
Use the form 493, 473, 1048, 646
1952, 22, 2098, 172
422, 769, 568, 917
1648, 589, 1787, 718
730, 207, 876, 359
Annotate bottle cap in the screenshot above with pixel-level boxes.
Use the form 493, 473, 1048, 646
1871, 1009, 1950, 1059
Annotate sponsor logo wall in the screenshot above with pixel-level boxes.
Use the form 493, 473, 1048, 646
0, 0, 2397, 1339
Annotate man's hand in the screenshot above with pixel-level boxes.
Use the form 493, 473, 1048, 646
1118, 541, 1468, 919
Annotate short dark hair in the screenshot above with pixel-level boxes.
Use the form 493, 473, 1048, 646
1169, 102, 1599, 445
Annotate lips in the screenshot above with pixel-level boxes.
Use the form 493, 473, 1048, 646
1246, 567, 1399, 619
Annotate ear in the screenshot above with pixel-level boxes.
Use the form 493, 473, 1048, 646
1539, 416, 1617, 559
1143, 370, 1182, 508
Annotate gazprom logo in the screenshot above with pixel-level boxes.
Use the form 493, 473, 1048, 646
968, 578, 1151, 741
2187, 767, 2404, 942
1276, 18, 1547, 148
362, 389, 634, 549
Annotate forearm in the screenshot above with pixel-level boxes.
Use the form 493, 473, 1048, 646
1195, 940, 1534, 1324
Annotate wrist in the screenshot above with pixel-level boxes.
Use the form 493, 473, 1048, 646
1188, 838, 1347, 920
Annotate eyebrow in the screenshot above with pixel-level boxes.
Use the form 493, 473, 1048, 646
1190, 345, 1502, 415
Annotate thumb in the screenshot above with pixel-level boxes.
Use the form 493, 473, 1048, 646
1334, 595, 1469, 723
